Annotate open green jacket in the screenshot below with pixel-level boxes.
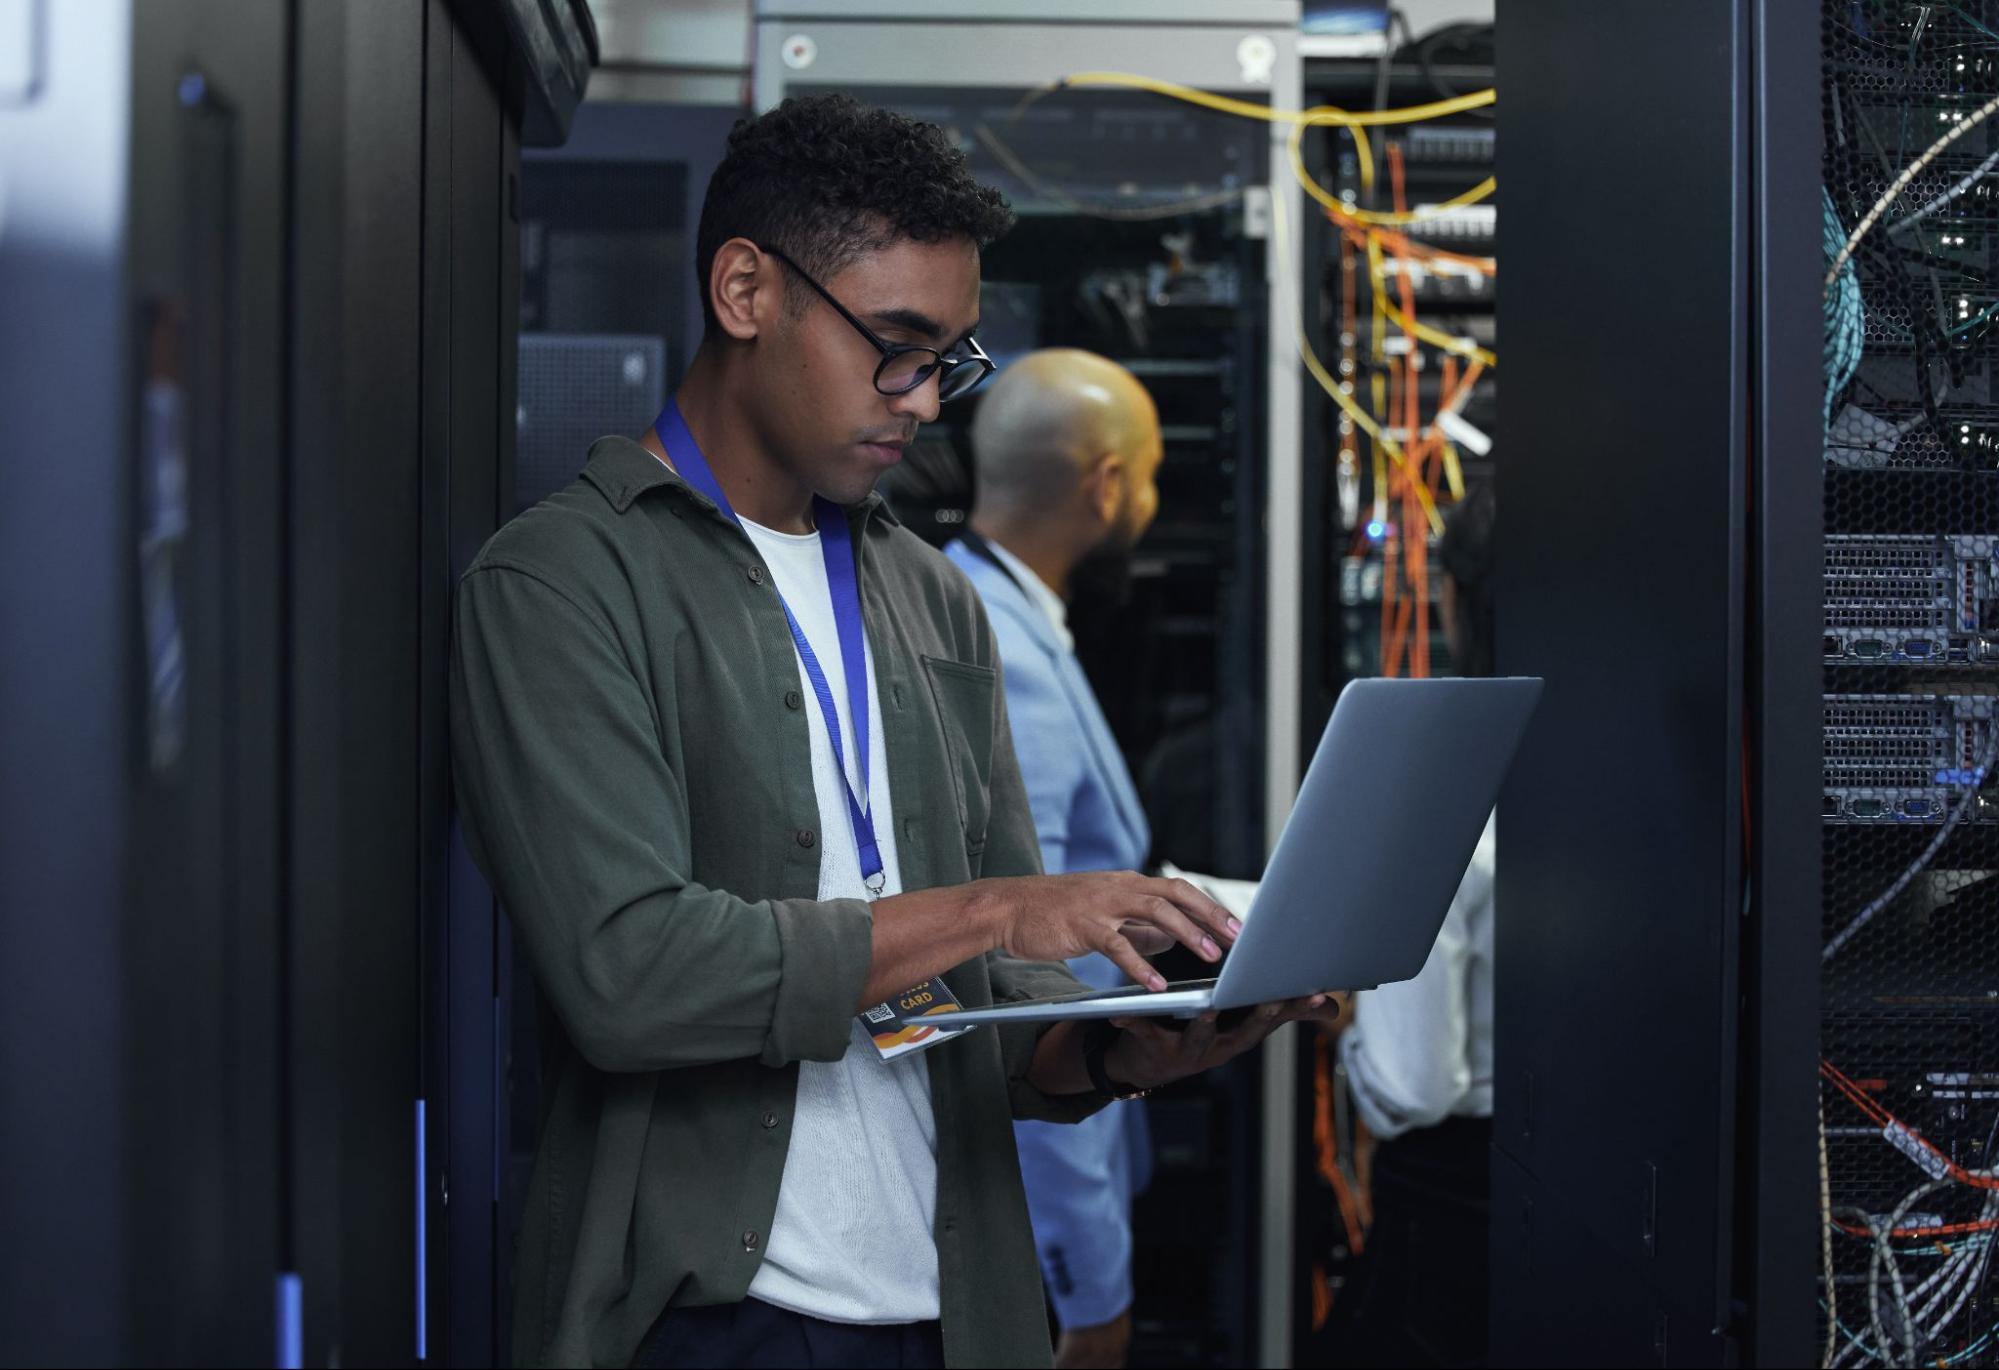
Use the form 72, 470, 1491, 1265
450, 436, 1098, 1368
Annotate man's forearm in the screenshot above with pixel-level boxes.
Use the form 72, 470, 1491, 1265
859, 881, 1005, 1008
1025, 1019, 1094, 1096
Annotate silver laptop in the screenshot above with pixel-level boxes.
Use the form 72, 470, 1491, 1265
907, 676, 1543, 1028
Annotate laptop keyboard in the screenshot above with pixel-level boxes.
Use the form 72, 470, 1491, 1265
1027, 977, 1220, 1007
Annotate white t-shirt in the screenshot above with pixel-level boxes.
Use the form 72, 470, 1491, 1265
736, 514, 942, 1325
1338, 814, 1496, 1140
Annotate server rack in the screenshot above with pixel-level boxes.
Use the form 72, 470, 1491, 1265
1293, 35, 1499, 1355
1818, 6, 1999, 1364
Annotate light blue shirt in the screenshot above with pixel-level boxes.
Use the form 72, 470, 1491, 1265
947, 537, 1154, 1330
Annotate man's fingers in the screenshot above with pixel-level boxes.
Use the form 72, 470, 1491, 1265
1123, 894, 1223, 964
1210, 1001, 1306, 1054
1122, 923, 1174, 957
1257, 996, 1331, 1029
1118, 1017, 1183, 1045
1097, 931, 1168, 992
1145, 875, 1241, 945
1178, 1011, 1221, 1056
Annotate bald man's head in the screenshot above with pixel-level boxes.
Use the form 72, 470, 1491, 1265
970, 349, 1163, 545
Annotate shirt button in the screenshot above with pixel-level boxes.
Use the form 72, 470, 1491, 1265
784, 689, 802, 711
762, 1111, 779, 1129
797, 829, 816, 849
747, 565, 765, 585
742, 1230, 761, 1251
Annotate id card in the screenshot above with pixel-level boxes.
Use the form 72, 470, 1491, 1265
860, 977, 971, 1060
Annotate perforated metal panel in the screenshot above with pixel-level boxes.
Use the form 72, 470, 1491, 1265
515, 333, 665, 511
1820, 5, 1999, 1362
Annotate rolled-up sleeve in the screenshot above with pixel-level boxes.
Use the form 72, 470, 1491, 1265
986, 952, 1104, 1125
451, 562, 873, 1073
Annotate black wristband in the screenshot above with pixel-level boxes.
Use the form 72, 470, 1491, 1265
1081, 1019, 1150, 1101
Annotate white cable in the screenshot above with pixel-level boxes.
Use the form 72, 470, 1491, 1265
1840, 1197, 1913, 1368
1909, 1231, 1978, 1327
1862, 1179, 1954, 1367
1916, 1239, 1986, 1341
1825, 89, 1999, 293
1910, 1186, 1999, 1344
1887, 144, 1999, 236
1845, 1181, 1999, 1366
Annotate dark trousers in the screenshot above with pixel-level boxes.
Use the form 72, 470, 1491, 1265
635, 1298, 945, 1370
1315, 1114, 1492, 1369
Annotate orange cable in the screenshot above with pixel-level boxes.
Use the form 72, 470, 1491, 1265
1313, 1034, 1367, 1257
1390, 143, 1429, 679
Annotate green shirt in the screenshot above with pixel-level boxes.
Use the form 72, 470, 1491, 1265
450, 436, 1098, 1369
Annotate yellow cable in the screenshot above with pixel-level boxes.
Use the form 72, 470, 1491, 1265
1441, 440, 1466, 501
1385, 299, 1498, 368
1340, 174, 1496, 228
1366, 241, 1392, 523
1348, 161, 1498, 368
1365, 234, 1392, 348
1272, 188, 1442, 536
1051, 67, 1476, 534
1349, 120, 1376, 197
1057, 71, 1494, 126
1369, 379, 1389, 525
1288, 113, 1495, 228
1055, 68, 1500, 359
1048, 70, 1498, 211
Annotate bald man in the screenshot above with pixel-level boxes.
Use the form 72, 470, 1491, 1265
945, 349, 1165, 1370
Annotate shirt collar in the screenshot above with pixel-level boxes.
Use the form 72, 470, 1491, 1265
983, 537, 1073, 653
580, 434, 899, 529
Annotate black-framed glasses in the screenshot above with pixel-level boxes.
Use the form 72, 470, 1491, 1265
759, 243, 995, 402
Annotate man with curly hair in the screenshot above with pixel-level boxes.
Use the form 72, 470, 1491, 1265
452, 94, 1332, 1369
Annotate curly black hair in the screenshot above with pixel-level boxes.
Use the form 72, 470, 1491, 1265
694, 94, 1015, 336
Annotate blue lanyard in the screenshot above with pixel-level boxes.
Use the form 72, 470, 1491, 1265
654, 402, 885, 895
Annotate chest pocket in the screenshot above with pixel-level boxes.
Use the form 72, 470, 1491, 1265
920, 655, 996, 861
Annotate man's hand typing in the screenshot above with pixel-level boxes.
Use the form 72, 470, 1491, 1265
862, 871, 1241, 1010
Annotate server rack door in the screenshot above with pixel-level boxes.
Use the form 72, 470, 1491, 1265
1491, 1, 1752, 1360
428, 5, 517, 1361
0, 0, 290, 1361
123, 0, 293, 1360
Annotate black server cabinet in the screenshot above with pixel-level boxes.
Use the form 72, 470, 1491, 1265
1817, 6, 1999, 1367
1, 1, 292, 1361
2, 1, 566, 1362
1490, 2, 1822, 1364
288, 1, 542, 1362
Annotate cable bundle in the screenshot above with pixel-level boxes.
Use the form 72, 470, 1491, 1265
1821, 1061, 1999, 1366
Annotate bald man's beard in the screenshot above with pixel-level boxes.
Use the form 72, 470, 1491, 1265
1070, 526, 1139, 611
